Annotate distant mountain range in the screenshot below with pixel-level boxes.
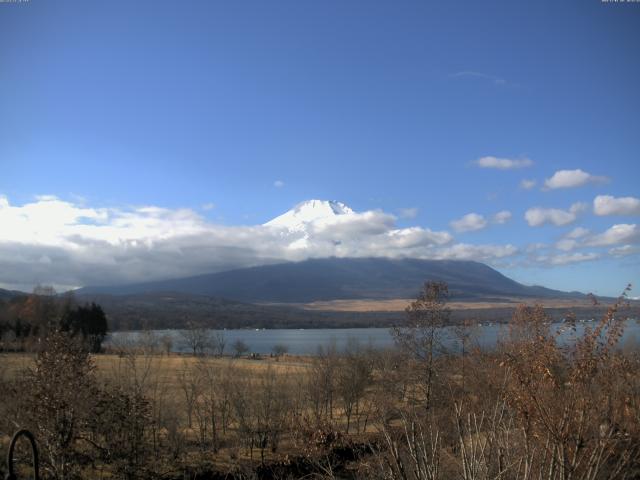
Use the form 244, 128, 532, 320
76, 257, 582, 303
5, 256, 621, 331
0, 288, 26, 300
3, 200, 590, 330
76, 200, 583, 304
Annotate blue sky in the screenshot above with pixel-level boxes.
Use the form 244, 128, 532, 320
1, 0, 639, 296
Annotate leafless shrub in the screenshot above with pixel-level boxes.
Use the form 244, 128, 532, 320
230, 366, 292, 463
498, 286, 640, 480
336, 340, 374, 434
89, 386, 153, 480
21, 330, 98, 480
211, 331, 226, 357
307, 343, 339, 427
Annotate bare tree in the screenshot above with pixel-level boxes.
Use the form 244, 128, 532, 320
137, 330, 160, 354
392, 281, 450, 409
232, 339, 249, 357
307, 342, 339, 426
159, 334, 173, 356
230, 367, 291, 463
180, 322, 211, 356
177, 360, 201, 429
336, 339, 373, 434
272, 343, 288, 359
211, 331, 226, 357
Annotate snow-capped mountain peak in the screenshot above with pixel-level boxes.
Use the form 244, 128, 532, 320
264, 200, 355, 232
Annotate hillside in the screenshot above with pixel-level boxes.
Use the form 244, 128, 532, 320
0, 288, 26, 301
73, 291, 403, 330
76, 257, 582, 303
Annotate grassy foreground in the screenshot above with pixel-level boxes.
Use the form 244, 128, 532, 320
1, 289, 639, 479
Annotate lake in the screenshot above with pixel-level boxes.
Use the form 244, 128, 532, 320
106, 319, 640, 355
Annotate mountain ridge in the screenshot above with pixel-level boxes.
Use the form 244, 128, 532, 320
0, 288, 27, 300
75, 257, 583, 303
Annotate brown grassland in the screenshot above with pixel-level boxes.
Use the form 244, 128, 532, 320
280, 297, 601, 312
1, 283, 639, 479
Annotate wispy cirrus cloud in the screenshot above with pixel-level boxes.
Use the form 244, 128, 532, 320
609, 245, 640, 257
450, 71, 507, 86
473, 156, 534, 170
535, 252, 600, 266
520, 179, 537, 190
398, 207, 419, 219
431, 243, 518, 261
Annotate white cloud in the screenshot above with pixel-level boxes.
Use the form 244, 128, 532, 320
310, 210, 397, 239
492, 210, 512, 224
550, 224, 640, 253
474, 156, 533, 170
555, 239, 578, 252
520, 179, 537, 190
449, 210, 510, 233
609, 245, 640, 257
593, 195, 640, 216
398, 207, 418, 219
554, 227, 590, 252
433, 243, 518, 261
526, 243, 547, 252
536, 252, 600, 266
565, 227, 590, 239
201, 202, 216, 211
586, 224, 639, 247
273, 180, 285, 188
543, 169, 608, 190
524, 202, 587, 227
0, 195, 523, 290
450, 213, 488, 232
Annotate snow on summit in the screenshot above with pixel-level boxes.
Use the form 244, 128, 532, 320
262, 199, 451, 254
264, 200, 355, 233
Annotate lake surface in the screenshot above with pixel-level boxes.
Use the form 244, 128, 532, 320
106, 319, 640, 355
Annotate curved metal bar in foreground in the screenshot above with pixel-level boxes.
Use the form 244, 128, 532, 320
5, 429, 39, 480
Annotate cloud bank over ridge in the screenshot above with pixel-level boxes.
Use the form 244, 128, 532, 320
0, 196, 519, 290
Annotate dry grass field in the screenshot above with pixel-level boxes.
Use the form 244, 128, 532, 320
2, 291, 639, 479
0, 351, 332, 474
266, 296, 602, 312
1, 351, 315, 416
1, 351, 313, 381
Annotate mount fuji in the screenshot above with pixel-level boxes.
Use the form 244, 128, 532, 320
262, 199, 362, 250
75, 199, 585, 304
264, 199, 355, 233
